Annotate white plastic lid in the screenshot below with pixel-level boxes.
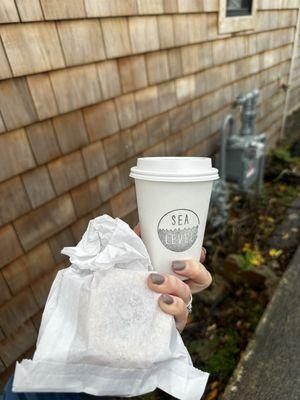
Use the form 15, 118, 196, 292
130, 157, 219, 182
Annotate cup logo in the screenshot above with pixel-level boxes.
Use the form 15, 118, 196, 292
157, 209, 200, 252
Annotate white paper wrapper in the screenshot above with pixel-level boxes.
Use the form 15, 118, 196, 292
13, 215, 209, 399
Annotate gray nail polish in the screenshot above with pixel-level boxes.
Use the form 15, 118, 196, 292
162, 294, 174, 305
172, 260, 186, 271
150, 273, 165, 285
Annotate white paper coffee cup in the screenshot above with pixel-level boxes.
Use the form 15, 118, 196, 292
130, 157, 219, 277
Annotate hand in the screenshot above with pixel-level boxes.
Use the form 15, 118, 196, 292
134, 224, 212, 332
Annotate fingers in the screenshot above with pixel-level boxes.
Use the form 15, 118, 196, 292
147, 246, 209, 333
133, 223, 141, 236
172, 259, 212, 294
148, 273, 191, 304
158, 294, 188, 333
200, 246, 207, 264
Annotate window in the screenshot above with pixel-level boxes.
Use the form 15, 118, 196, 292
219, 0, 257, 34
226, 0, 252, 17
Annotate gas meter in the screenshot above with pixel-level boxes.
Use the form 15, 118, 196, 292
221, 90, 266, 193
211, 89, 267, 227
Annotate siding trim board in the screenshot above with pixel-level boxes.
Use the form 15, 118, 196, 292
282, 3, 300, 133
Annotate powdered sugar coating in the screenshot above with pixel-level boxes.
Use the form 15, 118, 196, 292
73, 269, 173, 368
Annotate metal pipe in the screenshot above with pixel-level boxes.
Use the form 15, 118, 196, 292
250, 89, 260, 135
220, 114, 235, 181
239, 92, 254, 136
257, 155, 265, 195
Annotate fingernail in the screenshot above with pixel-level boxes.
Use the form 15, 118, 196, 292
150, 273, 165, 285
162, 294, 174, 305
172, 260, 186, 271
202, 247, 207, 255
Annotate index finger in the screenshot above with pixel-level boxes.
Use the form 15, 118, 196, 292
200, 247, 206, 263
134, 223, 141, 236
172, 260, 212, 293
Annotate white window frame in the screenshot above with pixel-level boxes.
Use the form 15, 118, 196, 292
219, 0, 258, 34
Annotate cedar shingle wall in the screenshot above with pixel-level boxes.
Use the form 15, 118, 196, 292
0, 0, 299, 379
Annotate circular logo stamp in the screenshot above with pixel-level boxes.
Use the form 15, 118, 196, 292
157, 209, 200, 252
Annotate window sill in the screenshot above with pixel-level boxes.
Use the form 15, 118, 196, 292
219, 15, 256, 34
